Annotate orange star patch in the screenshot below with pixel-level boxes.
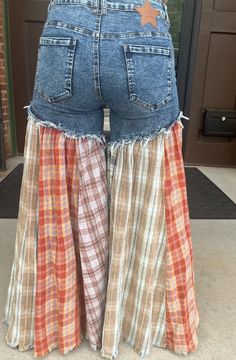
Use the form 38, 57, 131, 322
135, 0, 160, 28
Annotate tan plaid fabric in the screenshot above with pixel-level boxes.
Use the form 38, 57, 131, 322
3, 116, 39, 350
101, 119, 199, 358
102, 129, 167, 358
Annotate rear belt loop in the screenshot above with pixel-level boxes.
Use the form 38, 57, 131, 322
101, 0, 107, 14
47, 0, 53, 13
163, 2, 169, 23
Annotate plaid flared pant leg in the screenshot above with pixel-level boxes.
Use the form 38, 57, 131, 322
3, 113, 109, 358
101, 118, 200, 359
3, 117, 39, 351
3, 115, 199, 359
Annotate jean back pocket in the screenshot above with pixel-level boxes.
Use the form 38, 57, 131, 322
123, 43, 172, 111
34, 36, 77, 103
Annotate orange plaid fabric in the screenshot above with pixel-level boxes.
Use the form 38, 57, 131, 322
164, 120, 200, 354
34, 125, 109, 357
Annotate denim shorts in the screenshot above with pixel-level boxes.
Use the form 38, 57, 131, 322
27, 0, 181, 144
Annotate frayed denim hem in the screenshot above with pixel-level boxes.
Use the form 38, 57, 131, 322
24, 105, 107, 145
23, 104, 189, 150
106, 110, 188, 152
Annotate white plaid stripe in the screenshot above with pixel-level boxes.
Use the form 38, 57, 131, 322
101, 134, 167, 358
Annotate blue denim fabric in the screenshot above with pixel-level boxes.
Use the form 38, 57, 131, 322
27, 0, 181, 143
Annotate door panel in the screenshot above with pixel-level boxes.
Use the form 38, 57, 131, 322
214, 0, 236, 12
9, 0, 49, 154
204, 34, 236, 109
185, 0, 236, 166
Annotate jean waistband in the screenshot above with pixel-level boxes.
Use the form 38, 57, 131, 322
48, 0, 169, 17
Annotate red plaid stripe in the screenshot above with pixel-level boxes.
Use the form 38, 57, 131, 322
164, 120, 200, 354
34, 126, 108, 357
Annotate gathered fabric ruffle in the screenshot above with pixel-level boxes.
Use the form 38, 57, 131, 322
164, 119, 199, 355
3, 115, 199, 359
3, 114, 109, 358
101, 118, 199, 359
3, 116, 39, 351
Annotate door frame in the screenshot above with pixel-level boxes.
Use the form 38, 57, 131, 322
176, 0, 203, 159
3, 0, 17, 156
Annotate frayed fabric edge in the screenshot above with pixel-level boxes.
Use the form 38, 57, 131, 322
2, 312, 34, 351
5, 340, 34, 352
100, 337, 192, 360
25, 105, 106, 145
106, 110, 188, 152
100, 348, 119, 360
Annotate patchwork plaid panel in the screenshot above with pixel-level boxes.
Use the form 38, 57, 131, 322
164, 120, 200, 354
101, 133, 167, 358
4, 116, 39, 350
101, 119, 199, 359
4, 116, 199, 359
34, 125, 109, 357
76, 138, 109, 350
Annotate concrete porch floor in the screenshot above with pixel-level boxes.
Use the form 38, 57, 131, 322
0, 156, 236, 360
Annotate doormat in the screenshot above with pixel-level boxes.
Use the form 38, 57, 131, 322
0, 164, 236, 219
185, 167, 236, 219
0, 163, 24, 219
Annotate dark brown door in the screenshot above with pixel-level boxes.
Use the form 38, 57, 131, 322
9, 0, 49, 154
185, 0, 236, 166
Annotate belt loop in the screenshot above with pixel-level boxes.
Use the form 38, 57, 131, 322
102, 0, 107, 14
47, 0, 53, 13
162, 1, 170, 24
92, 0, 99, 14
